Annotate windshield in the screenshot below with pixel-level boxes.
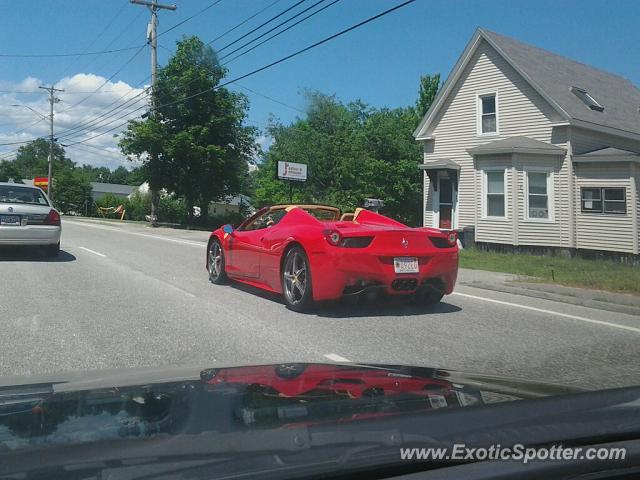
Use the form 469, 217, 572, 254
0, 1, 638, 478
302, 207, 340, 221
0, 185, 49, 205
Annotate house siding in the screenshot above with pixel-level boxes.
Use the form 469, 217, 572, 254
574, 162, 636, 253
423, 39, 567, 246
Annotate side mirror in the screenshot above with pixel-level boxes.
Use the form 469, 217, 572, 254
222, 224, 234, 234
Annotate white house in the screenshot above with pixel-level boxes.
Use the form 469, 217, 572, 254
414, 28, 640, 257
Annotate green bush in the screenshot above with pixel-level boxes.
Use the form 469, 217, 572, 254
91, 191, 246, 227
158, 195, 187, 224
127, 192, 151, 221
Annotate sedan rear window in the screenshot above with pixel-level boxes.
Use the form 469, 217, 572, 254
0, 185, 49, 205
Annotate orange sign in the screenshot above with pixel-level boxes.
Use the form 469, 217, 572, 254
33, 177, 48, 187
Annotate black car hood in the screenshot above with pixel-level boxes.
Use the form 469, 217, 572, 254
3, 363, 635, 480
0, 362, 581, 397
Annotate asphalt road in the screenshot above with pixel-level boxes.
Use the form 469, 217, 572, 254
1, 217, 639, 390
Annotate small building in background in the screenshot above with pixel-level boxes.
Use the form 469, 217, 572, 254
90, 182, 136, 202
133, 182, 253, 217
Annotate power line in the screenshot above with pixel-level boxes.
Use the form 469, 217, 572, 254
57, 1, 130, 80
9, 0, 417, 148
215, 0, 417, 94
57, 44, 148, 114
0, 45, 144, 58
55, 88, 150, 138
206, 0, 283, 46
219, 0, 329, 62
157, 0, 224, 38
232, 82, 305, 114
211, 0, 307, 52
221, 0, 341, 65
40, 0, 287, 140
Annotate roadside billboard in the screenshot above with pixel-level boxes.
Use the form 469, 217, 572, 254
277, 161, 307, 182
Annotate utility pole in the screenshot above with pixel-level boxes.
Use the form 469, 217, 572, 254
38, 85, 64, 198
131, 0, 176, 223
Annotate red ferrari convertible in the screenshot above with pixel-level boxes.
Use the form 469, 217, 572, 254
206, 205, 458, 311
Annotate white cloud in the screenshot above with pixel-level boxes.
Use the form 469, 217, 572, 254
0, 74, 148, 170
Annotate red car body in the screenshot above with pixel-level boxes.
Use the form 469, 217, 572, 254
206, 205, 458, 304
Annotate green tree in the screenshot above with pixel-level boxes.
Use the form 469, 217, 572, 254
0, 160, 24, 183
13, 138, 74, 179
415, 73, 441, 119
52, 167, 93, 214
119, 117, 167, 221
120, 36, 255, 226
254, 93, 424, 225
110, 165, 130, 184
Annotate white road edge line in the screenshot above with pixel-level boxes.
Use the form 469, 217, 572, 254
452, 292, 640, 334
324, 353, 352, 363
65, 220, 204, 247
78, 246, 106, 258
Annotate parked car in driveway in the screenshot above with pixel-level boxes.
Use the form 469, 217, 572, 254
206, 204, 459, 311
0, 182, 61, 257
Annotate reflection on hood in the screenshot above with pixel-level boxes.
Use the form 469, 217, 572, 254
0, 363, 576, 452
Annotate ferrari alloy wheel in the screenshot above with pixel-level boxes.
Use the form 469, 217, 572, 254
282, 246, 313, 312
208, 239, 227, 284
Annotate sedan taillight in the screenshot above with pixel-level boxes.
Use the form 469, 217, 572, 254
43, 209, 60, 226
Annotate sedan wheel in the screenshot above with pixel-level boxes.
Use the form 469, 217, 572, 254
208, 239, 227, 284
282, 247, 313, 312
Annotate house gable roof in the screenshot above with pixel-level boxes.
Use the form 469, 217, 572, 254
90, 182, 136, 196
573, 146, 640, 163
467, 136, 566, 156
414, 29, 640, 140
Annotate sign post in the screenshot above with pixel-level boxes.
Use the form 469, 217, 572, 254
277, 161, 307, 203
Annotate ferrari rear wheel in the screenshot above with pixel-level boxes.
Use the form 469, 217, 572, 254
282, 246, 313, 312
208, 239, 227, 284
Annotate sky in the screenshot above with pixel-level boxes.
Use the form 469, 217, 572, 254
0, 0, 638, 170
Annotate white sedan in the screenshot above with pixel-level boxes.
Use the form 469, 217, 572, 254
0, 182, 61, 257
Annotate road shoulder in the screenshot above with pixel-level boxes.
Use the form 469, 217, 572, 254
458, 268, 640, 317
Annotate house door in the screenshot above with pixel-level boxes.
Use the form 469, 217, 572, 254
437, 176, 456, 229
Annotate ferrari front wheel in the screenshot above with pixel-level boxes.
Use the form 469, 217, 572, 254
281, 246, 313, 312
208, 239, 228, 284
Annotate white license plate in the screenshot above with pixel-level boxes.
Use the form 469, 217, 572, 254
0, 215, 20, 226
393, 257, 419, 274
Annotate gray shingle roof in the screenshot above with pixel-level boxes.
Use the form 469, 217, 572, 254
573, 146, 640, 162
481, 29, 640, 137
90, 182, 136, 196
467, 136, 566, 155
579, 147, 639, 157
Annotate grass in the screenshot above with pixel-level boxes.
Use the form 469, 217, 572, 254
459, 248, 640, 295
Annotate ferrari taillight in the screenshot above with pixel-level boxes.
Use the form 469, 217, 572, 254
43, 209, 61, 226
323, 229, 342, 246
447, 231, 457, 247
